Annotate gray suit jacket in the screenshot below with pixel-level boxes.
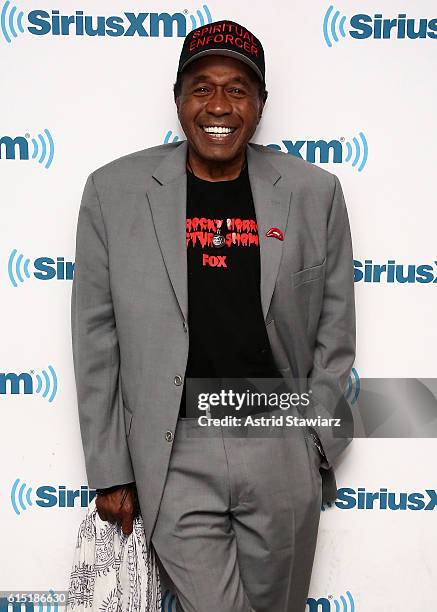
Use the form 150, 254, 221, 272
71, 140, 356, 546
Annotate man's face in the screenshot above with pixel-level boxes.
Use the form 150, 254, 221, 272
175, 55, 265, 165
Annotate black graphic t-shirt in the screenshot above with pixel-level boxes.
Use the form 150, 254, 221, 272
179, 163, 281, 418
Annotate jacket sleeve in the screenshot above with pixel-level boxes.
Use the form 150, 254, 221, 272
306, 174, 356, 470
71, 173, 135, 489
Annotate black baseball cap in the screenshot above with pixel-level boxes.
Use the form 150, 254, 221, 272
177, 19, 265, 85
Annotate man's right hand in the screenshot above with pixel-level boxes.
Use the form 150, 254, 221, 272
95, 482, 139, 535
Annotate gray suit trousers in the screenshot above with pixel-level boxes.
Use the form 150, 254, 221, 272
151, 411, 323, 612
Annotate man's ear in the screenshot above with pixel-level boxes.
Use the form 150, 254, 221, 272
257, 91, 268, 123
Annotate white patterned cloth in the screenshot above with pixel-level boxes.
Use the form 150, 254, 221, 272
67, 496, 162, 611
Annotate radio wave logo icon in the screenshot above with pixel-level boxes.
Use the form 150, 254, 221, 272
30, 128, 55, 168
8, 248, 31, 287
345, 367, 360, 406
267, 132, 368, 172
1, 366, 57, 401
333, 590, 355, 612
33, 365, 58, 403
0, 129, 55, 168
0, 0, 24, 43
307, 590, 355, 611
188, 3, 212, 31
323, 5, 347, 47
1, 3, 213, 41
11, 477, 33, 515
163, 130, 180, 144
343, 131, 368, 172
162, 588, 178, 611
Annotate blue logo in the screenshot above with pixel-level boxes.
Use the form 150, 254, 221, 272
1, 366, 58, 402
307, 590, 355, 611
0, 129, 54, 168
354, 259, 437, 283
323, 5, 437, 46
324, 487, 437, 511
163, 130, 180, 145
345, 367, 360, 406
10, 479, 95, 514
8, 250, 74, 286
267, 132, 368, 172
0, 2, 212, 42
160, 588, 355, 611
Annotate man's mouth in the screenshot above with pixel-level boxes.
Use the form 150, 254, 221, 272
201, 125, 237, 138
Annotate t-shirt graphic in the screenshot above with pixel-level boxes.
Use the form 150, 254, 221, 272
178, 163, 282, 418
186, 216, 259, 269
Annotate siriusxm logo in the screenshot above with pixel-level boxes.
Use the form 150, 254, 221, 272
11, 478, 96, 514
267, 133, 368, 172
0, 129, 54, 168
323, 5, 437, 46
8, 249, 74, 286
0, 366, 58, 402
0, 2, 212, 42
324, 487, 437, 511
161, 588, 355, 611
163, 131, 368, 171
307, 590, 355, 612
354, 259, 437, 284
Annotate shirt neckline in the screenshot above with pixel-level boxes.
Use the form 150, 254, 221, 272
187, 162, 248, 186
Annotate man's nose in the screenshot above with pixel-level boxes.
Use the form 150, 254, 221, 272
205, 88, 232, 116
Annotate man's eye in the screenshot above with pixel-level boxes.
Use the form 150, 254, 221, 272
194, 87, 209, 93
231, 88, 245, 95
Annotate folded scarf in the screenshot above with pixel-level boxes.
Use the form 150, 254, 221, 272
66, 496, 161, 611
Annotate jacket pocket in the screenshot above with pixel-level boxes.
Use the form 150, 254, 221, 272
291, 258, 326, 289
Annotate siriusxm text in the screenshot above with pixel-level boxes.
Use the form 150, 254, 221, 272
26, 10, 187, 37
349, 13, 437, 40
354, 259, 437, 283
336, 487, 437, 511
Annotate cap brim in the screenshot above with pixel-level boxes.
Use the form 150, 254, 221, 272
179, 48, 264, 83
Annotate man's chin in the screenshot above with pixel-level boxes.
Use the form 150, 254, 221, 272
189, 142, 245, 164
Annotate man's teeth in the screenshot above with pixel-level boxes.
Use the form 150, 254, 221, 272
203, 126, 235, 134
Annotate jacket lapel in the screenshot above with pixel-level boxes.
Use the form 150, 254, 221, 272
146, 141, 292, 325
147, 141, 189, 322
247, 144, 292, 321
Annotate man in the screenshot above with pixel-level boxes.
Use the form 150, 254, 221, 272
71, 19, 356, 612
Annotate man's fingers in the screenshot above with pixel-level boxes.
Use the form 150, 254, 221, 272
95, 499, 107, 522
121, 512, 134, 535
97, 507, 114, 523
95, 489, 136, 533
96, 499, 115, 523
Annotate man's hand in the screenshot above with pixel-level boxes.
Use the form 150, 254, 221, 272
95, 482, 139, 535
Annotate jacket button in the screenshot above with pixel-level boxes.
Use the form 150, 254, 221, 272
174, 374, 183, 385
183, 321, 188, 333
165, 430, 174, 442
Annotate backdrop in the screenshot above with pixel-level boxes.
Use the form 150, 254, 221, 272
1, 0, 436, 610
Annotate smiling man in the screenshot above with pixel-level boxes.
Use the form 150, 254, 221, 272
71, 19, 356, 612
